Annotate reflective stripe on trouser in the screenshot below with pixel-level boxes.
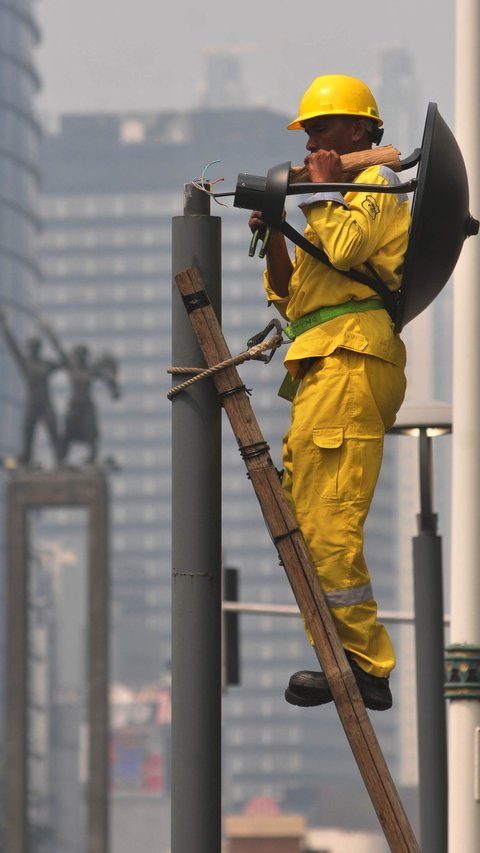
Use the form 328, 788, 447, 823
282, 348, 406, 678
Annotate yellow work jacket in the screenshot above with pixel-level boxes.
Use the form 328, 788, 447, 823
265, 164, 410, 378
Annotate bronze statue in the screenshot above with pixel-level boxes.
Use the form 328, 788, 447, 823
0, 308, 63, 465
43, 324, 121, 465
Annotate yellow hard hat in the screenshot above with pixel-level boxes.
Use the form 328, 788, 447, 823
287, 74, 383, 130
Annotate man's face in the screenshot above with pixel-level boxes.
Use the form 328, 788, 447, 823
302, 115, 360, 156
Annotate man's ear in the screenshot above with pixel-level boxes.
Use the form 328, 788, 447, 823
351, 118, 369, 142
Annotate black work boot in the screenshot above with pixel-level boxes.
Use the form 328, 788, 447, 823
285, 652, 392, 711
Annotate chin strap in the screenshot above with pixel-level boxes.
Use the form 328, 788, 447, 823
281, 219, 399, 322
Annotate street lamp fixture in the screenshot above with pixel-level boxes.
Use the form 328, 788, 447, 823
390, 399, 451, 853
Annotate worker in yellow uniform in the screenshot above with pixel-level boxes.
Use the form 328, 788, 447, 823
249, 74, 410, 710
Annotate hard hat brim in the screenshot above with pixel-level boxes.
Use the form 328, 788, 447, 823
287, 109, 384, 131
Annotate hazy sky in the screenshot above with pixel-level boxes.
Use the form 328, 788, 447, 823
35, 0, 456, 125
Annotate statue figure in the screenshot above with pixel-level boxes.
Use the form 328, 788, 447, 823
43, 323, 121, 465
0, 308, 63, 465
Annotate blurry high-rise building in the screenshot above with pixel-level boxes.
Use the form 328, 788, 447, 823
0, 0, 41, 424
376, 48, 420, 155
0, 0, 41, 721
199, 47, 248, 108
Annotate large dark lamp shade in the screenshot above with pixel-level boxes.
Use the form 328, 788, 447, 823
233, 103, 479, 331
395, 103, 478, 331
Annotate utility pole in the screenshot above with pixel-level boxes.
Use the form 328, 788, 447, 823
171, 185, 222, 853
449, 2, 480, 850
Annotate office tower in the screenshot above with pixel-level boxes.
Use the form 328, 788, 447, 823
0, 0, 41, 429
199, 47, 248, 108
0, 0, 41, 734
376, 48, 421, 155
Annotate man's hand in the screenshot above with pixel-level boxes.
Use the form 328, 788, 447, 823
304, 149, 344, 184
248, 210, 267, 236
247, 211, 292, 297
248, 210, 272, 258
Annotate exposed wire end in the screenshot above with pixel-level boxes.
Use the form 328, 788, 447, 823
191, 160, 229, 207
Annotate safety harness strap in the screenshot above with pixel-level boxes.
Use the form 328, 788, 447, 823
283, 297, 384, 340
281, 219, 399, 321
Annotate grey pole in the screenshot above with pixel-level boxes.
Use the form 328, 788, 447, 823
5, 470, 110, 853
451, 5, 480, 849
171, 184, 222, 853
412, 428, 448, 853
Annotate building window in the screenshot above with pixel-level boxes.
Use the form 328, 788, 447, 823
113, 198, 126, 215
85, 315, 98, 330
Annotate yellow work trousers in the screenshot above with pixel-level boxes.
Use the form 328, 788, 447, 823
282, 348, 406, 677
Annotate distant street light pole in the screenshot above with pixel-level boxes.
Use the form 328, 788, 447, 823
450, 3, 480, 851
390, 401, 451, 853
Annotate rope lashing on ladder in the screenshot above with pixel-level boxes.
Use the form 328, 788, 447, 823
167, 326, 284, 401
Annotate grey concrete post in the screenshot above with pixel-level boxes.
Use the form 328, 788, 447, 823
5, 485, 28, 853
413, 429, 448, 853
4, 470, 110, 853
171, 185, 222, 853
87, 475, 110, 853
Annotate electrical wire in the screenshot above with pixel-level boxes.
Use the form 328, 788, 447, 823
191, 160, 233, 206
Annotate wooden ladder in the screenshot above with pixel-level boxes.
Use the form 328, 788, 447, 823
173, 266, 420, 853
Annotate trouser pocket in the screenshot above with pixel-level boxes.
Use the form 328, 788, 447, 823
312, 423, 384, 502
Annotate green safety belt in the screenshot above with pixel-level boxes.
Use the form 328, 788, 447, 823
283, 297, 384, 340
278, 297, 386, 401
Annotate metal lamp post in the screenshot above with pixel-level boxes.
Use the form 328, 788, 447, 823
390, 401, 451, 853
